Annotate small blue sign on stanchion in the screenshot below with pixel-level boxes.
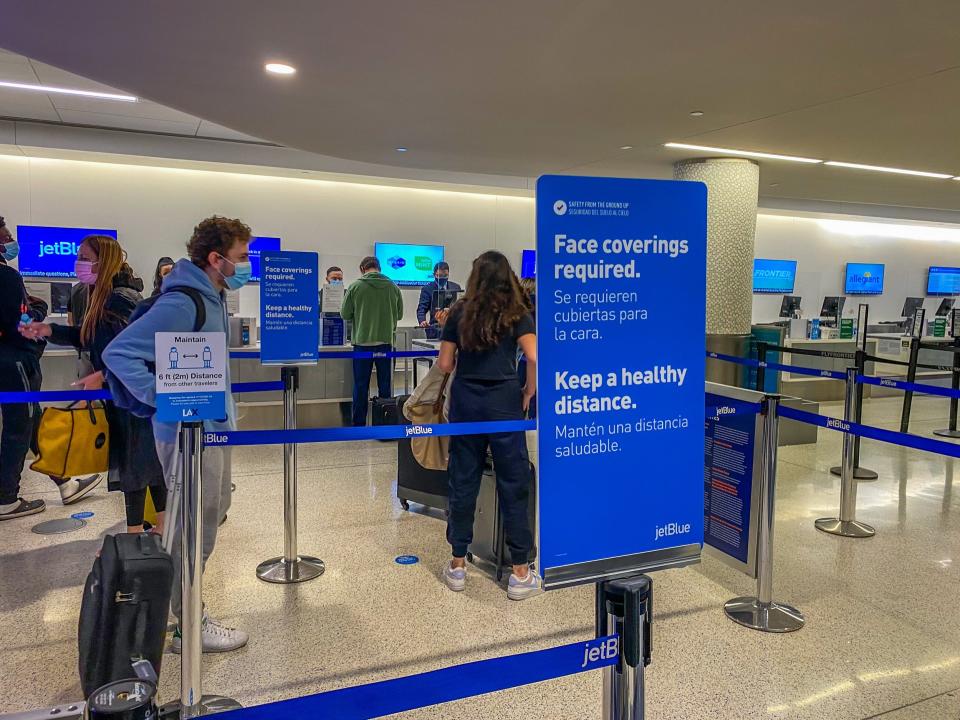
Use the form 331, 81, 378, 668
394, 555, 420, 565
536, 175, 707, 589
260, 250, 320, 365
154, 331, 227, 422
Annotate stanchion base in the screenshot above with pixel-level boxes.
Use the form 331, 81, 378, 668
160, 695, 243, 717
829, 466, 879, 480
724, 597, 804, 633
256, 556, 325, 584
815, 517, 876, 538
933, 429, 960, 439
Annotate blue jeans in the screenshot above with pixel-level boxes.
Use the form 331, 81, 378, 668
351, 344, 392, 426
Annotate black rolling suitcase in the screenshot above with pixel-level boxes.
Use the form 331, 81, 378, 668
78, 533, 173, 697
468, 461, 538, 580
397, 404, 450, 512
371, 395, 404, 441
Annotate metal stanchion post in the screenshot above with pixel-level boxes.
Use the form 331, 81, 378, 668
900, 309, 925, 434
597, 575, 652, 720
831, 349, 878, 480
816, 368, 876, 538
724, 396, 804, 632
934, 335, 960, 439
257, 367, 324, 583
755, 342, 767, 393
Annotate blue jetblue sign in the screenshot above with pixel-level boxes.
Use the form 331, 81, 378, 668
260, 251, 320, 365
536, 175, 707, 587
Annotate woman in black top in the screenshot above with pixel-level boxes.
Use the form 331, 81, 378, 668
21, 235, 167, 534
437, 251, 539, 600
151, 256, 174, 297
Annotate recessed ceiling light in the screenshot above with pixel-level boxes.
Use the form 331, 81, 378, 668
265, 63, 296, 75
0, 80, 136, 102
825, 160, 952, 179
769, 183, 780, 188
395, 147, 408, 152
689, 110, 704, 117
619, 145, 633, 150
664, 142, 822, 164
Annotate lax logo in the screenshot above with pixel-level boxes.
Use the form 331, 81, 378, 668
553, 199, 568, 216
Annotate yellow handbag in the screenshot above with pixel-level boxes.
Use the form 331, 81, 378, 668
31, 402, 110, 479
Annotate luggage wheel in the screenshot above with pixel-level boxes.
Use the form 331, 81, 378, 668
400, 499, 410, 511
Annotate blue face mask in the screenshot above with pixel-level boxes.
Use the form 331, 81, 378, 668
0, 239, 19, 262
217, 255, 252, 290
437, 276, 448, 288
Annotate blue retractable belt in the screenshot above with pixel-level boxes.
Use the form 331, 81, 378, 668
230, 349, 440, 360
776, 405, 960, 459
204, 419, 536, 446
222, 636, 619, 720
857, 374, 960, 400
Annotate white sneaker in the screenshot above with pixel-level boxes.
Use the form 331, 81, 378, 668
442, 562, 466, 592
507, 569, 542, 601
59, 474, 103, 505
171, 613, 248, 653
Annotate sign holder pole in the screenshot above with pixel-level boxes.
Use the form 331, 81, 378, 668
831, 305, 878, 480
934, 313, 960, 438
816, 368, 876, 538
899, 308, 926, 434
257, 366, 325, 583
724, 396, 804, 632
597, 575, 652, 720
167, 422, 241, 718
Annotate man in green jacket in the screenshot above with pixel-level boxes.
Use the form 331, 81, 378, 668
341, 256, 404, 425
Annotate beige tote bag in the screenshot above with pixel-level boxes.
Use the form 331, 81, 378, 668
404, 372, 451, 471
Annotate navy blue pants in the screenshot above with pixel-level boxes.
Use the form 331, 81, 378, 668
351, 344, 392, 426
446, 377, 532, 565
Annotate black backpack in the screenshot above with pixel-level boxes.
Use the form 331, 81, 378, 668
106, 286, 206, 417
129, 286, 206, 332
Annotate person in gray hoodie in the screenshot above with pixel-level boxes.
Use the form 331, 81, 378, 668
103, 216, 251, 654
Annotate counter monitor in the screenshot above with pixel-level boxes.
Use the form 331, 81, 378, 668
936, 298, 955, 317
927, 266, 960, 297
901, 297, 924, 319
779, 295, 802, 318
820, 296, 845, 318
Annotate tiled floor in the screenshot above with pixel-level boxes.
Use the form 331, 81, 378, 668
1, 395, 960, 718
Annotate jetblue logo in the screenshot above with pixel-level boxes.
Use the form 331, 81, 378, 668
205, 433, 228, 445
38, 241, 80, 258
880, 378, 897, 387
405, 425, 434, 437
826, 418, 851, 432
820, 370, 834, 377
715, 406, 735, 416
654, 521, 691, 540
580, 636, 618, 668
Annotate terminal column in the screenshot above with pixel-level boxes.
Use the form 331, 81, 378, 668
674, 158, 760, 386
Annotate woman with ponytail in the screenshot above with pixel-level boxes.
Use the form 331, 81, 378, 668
21, 235, 166, 534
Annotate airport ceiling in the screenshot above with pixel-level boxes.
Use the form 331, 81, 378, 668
2, 1, 960, 211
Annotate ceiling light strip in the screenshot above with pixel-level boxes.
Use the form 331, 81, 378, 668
663, 142, 822, 164
825, 160, 953, 179
0, 80, 136, 102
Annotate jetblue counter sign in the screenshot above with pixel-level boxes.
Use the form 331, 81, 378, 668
155, 331, 227, 422
536, 175, 707, 588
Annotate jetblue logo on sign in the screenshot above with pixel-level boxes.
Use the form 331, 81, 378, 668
654, 521, 692, 541
405, 425, 434, 437
880, 378, 897, 387
38, 241, 80, 258
826, 418, 851, 432
580, 636, 619, 668
205, 433, 228, 445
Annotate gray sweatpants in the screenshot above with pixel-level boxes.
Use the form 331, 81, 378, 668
156, 439, 232, 622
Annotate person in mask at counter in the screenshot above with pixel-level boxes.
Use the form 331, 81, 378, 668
104, 216, 251, 653
417, 262, 461, 339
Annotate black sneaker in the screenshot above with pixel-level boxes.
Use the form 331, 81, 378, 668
0, 498, 46, 520
60, 474, 104, 506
